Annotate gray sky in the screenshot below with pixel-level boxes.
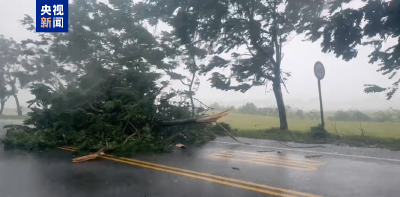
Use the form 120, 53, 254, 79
0, 0, 398, 111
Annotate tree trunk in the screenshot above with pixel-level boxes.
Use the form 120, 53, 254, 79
189, 92, 195, 117
13, 94, 22, 116
188, 72, 196, 117
0, 99, 4, 115
160, 108, 232, 126
272, 81, 288, 130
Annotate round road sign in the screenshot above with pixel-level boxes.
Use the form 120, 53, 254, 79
314, 61, 325, 80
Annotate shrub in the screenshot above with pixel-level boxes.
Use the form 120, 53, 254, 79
309, 124, 330, 139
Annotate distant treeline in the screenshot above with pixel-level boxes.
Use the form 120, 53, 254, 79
209, 102, 400, 123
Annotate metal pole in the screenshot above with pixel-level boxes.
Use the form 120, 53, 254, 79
317, 79, 325, 127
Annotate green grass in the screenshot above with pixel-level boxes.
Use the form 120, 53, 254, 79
0, 115, 28, 120
217, 112, 400, 139
212, 111, 400, 150
226, 128, 400, 151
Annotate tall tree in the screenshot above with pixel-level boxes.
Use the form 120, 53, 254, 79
299, 0, 400, 100
138, 0, 325, 129
0, 61, 11, 115
0, 35, 26, 116
19, 0, 171, 88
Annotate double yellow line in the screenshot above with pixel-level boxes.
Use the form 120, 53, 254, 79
209, 151, 324, 171
58, 147, 321, 197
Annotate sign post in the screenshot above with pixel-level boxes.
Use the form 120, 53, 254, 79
314, 61, 325, 127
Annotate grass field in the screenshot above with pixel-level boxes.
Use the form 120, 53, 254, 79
215, 112, 400, 139
0, 115, 28, 120
0, 108, 30, 120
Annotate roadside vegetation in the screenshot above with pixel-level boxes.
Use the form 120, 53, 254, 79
217, 111, 400, 138
229, 127, 400, 151
211, 102, 400, 123
210, 106, 400, 150
0, 115, 28, 120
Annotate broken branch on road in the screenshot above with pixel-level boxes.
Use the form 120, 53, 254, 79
71, 109, 234, 163
275, 141, 327, 149
305, 154, 323, 158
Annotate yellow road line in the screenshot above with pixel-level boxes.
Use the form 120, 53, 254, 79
209, 155, 317, 171
249, 158, 318, 169
208, 151, 324, 171
58, 146, 322, 197
210, 153, 322, 167
223, 151, 324, 165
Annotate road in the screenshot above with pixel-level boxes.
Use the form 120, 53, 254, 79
1, 121, 400, 197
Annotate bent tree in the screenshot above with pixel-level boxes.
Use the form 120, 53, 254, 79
139, 0, 325, 129
159, 31, 206, 117
0, 35, 25, 116
300, 0, 400, 100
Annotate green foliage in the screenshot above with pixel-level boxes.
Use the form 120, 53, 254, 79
2, 125, 61, 150
159, 31, 206, 116
212, 102, 321, 120
1, 0, 222, 157
0, 35, 25, 115
3, 70, 218, 156
209, 102, 236, 112
138, 0, 326, 130
309, 124, 330, 139
329, 109, 400, 123
237, 103, 259, 114
231, 128, 400, 151
331, 110, 372, 122
373, 108, 400, 122
300, 0, 400, 99
213, 101, 400, 123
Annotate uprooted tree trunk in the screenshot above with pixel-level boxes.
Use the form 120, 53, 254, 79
159, 108, 230, 126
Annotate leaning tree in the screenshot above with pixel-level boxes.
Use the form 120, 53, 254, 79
0, 35, 28, 116
137, 0, 326, 130
158, 31, 207, 117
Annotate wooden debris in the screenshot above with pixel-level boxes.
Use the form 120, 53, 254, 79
257, 150, 274, 152
215, 121, 249, 145
175, 143, 187, 149
305, 154, 323, 158
160, 108, 233, 126
72, 152, 105, 163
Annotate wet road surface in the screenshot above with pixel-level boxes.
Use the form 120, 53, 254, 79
1, 119, 400, 197
1, 137, 400, 197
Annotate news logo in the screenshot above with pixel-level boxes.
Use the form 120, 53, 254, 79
36, 0, 68, 32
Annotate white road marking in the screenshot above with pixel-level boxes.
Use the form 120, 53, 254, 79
211, 141, 400, 163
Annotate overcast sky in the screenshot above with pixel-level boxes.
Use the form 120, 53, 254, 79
0, 0, 398, 111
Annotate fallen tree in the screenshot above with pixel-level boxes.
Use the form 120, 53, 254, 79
1, 69, 233, 162
68, 109, 233, 163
